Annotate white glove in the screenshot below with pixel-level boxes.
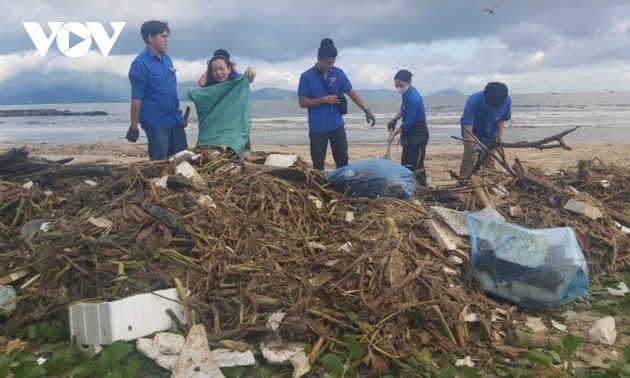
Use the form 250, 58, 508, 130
244, 67, 256, 83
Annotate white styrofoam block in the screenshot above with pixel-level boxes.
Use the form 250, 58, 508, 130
564, 199, 603, 221
212, 348, 256, 367
156, 354, 179, 371
154, 332, 185, 355
426, 218, 465, 251
176, 161, 205, 186
136, 338, 161, 360
69, 288, 186, 345
264, 154, 298, 167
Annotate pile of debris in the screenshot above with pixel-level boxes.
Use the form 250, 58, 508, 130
1, 145, 629, 375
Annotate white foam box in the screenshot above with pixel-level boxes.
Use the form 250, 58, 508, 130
69, 288, 186, 345
264, 154, 297, 167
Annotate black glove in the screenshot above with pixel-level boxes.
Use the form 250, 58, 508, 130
364, 108, 376, 126
387, 118, 397, 132
126, 127, 139, 142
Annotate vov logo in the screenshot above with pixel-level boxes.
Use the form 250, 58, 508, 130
23, 22, 126, 58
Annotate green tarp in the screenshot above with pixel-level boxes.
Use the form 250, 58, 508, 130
187, 75, 251, 154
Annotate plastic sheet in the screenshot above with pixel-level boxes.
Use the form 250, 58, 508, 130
327, 159, 415, 200
467, 211, 589, 308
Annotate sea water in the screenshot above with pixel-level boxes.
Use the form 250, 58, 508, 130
0, 92, 628, 145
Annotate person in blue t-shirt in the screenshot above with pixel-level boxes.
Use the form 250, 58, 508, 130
386, 70, 429, 185
127, 20, 188, 160
298, 38, 376, 170
459, 82, 511, 177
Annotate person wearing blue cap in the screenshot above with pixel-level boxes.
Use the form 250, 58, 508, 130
386, 69, 429, 185
459, 82, 511, 177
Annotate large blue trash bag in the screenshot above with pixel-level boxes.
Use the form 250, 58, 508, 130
466, 211, 589, 309
326, 159, 415, 199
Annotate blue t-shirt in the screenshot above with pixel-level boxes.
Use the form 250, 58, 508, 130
297, 66, 353, 132
400, 86, 426, 132
460, 91, 511, 146
129, 47, 184, 130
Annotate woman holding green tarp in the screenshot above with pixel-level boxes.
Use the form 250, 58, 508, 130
188, 53, 256, 154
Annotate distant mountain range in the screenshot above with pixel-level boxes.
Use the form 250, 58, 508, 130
0, 71, 466, 104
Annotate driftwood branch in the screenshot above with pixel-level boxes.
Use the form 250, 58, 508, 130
498, 126, 581, 150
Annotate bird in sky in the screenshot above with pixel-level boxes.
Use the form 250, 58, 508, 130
480, 3, 500, 14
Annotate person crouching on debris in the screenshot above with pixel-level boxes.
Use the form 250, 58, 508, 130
197, 51, 256, 150
386, 70, 429, 185
127, 20, 188, 160
298, 38, 376, 171
459, 82, 511, 177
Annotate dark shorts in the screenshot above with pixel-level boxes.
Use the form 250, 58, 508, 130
145, 126, 188, 160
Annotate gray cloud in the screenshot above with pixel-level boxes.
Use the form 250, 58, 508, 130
1, 0, 630, 93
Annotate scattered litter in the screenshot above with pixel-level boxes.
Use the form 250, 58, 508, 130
264, 154, 298, 167
212, 348, 256, 368
524, 317, 547, 333
430, 206, 469, 236
606, 282, 629, 297
614, 221, 630, 234
0, 285, 17, 313
308, 242, 327, 251
198, 194, 217, 209
563, 199, 603, 221
20, 219, 50, 236
455, 356, 475, 368
551, 319, 568, 332
600, 179, 610, 188
266, 312, 287, 331
154, 175, 168, 189
509, 206, 523, 217
339, 242, 353, 253
22, 180, 34, 189
154, 332, 185, 355
426, 218, 465, 251
261, 339, 310, 378
84, 179, 98, 186
172, 324, 225, 378
464, 313, 480, 323
345, 211, 355, 223
88, 217, 114, 230
176, 161, 205, 186
69, 288, 186, 345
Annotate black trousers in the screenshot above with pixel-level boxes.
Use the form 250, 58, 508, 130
309, 127, 348, 170
401, 143, 427, 185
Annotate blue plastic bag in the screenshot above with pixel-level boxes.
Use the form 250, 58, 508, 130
466, 211, 589, 309
327, 159, 415, 200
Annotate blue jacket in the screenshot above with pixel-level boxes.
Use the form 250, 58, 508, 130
400, 86, 426, 132
129, 47, 184, 130
460, 91, 511, 146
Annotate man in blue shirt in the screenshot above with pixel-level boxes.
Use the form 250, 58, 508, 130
127, 20, 187, 160
459, 82, 511, 177
298, 38, 375, 170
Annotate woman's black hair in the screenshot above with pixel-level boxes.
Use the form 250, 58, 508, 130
204, 55, 234, 87
394, 69, 413, 83
317, 38, 338, 59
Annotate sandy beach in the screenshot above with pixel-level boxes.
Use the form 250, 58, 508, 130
2, 141, 629, 185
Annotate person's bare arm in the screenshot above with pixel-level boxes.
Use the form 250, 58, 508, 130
496, 120, 505, 143
463, 125, 475, 142
129, 99, 141, 129
347, 89, 368, 111
198, 72, 207, 88
298, 95, 339, 109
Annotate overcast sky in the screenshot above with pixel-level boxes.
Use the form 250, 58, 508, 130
1, 0, 629, 94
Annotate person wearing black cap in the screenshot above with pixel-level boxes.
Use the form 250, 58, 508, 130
386, 69, 429, 185
459, 82, 511, 177
298, 38, 376, 170
197, 49, 256, 87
